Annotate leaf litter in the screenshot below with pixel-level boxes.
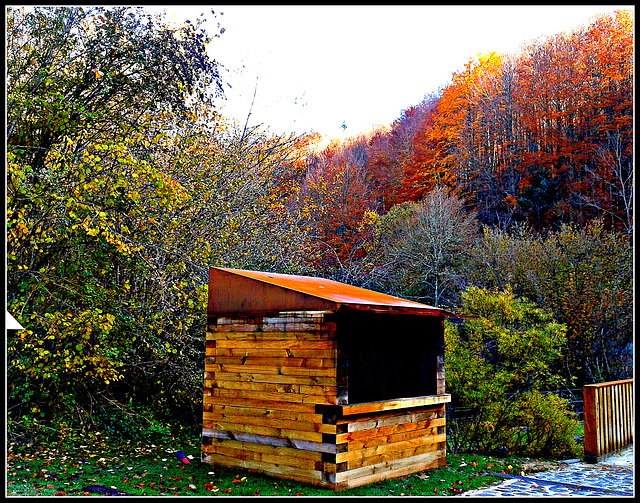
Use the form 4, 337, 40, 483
7, 438, 529, 496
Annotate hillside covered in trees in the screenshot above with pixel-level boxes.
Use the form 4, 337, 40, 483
6, 7, 633, 444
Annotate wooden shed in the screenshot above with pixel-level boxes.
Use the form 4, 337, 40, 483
202, 267, 454, 490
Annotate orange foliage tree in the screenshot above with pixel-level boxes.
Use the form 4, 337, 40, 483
513, 10, 632, 230
396, 10, 632, 233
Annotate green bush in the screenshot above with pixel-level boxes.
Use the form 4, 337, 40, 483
445, 287, 579, 459
505, 391, 580, 458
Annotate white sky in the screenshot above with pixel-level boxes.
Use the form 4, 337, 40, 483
158, 5, 633, 139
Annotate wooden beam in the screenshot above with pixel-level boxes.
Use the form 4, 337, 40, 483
334, 450, 441, 484
202, 428, 337, 454
340, 395, 451, 415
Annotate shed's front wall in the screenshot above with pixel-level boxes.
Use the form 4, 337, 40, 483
333, 404, 447, 489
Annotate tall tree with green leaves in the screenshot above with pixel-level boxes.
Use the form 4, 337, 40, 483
7, 6, 317, 440
6, 5, 226, 439
445, 287, 578, 458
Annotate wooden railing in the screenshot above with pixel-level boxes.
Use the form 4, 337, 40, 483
583, 379, 633, 462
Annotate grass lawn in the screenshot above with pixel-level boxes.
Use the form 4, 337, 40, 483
7, 435, 535, 496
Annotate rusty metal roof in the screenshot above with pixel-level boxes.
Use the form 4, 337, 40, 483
208, 267, 454, 316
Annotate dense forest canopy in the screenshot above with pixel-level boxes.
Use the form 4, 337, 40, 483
6, 7, 633, 443
300, 10, 632, 238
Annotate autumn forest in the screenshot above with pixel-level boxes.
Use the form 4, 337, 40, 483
6, 7, 633, 446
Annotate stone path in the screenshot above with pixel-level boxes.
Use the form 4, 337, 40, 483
461, 444, 634, 497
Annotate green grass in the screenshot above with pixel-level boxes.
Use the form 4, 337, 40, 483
7, 436, 529, 496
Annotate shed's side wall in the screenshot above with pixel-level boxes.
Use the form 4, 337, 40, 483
202, 311, 340, 487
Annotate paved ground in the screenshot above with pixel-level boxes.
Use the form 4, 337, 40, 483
461, 444, 634, 497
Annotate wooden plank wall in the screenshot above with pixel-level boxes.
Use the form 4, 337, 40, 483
583, 379, 634, 462
202, 310, 449, 489
202, 311, 341, 487
329, 404, 447, 490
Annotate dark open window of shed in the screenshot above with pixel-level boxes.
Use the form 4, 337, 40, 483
339, 311, 442, 404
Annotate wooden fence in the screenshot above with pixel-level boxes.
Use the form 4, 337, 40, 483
583, 379, 633, 462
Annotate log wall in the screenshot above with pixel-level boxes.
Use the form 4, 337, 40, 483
327, 403, 448, 490
202, 311, 340, 486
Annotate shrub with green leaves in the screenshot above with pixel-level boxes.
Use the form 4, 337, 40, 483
506, 391, 580, 458
445, 286, 579, 459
